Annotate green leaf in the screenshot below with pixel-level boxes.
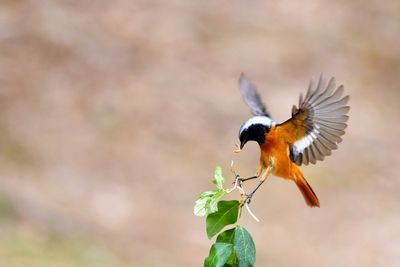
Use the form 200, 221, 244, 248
206, 200, 240, 239
200, 191, 217, 197
204, 243, 233, 267
194, 197, 210, 217
194, 189, 226, 217
208, 190, 226, 213
216, 228, 235, 244
234, 226, 256, 267
216, 228, 237, 265
212, 166, 224, 189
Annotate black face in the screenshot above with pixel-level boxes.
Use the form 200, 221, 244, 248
239, 124, 269, 149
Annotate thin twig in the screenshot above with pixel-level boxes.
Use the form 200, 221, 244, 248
244, 203, 260, 222
228, 160, 261, 222
230, 160, 239, 178
233, 143, 241, 153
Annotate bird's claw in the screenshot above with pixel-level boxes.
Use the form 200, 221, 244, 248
244, 193, 254, 204
232, 174, 240, 185
237, 177, 245, 183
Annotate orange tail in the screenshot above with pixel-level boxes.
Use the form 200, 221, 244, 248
293, 170, 320, 208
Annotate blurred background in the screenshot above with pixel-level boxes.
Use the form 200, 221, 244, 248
0, 0, 399, 266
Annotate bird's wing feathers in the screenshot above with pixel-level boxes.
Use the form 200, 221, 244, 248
277, 74, 350, 166
239, 73, 270, 117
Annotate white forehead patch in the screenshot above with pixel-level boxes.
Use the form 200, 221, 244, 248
240, 116, 276, 134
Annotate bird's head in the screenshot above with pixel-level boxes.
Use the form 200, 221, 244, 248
238, 116, 274, 149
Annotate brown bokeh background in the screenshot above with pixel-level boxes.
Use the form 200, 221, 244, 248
1, 1, 399, 266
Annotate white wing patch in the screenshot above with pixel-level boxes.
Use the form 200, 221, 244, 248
289, 74, 350, 166
293, 125, 320, 152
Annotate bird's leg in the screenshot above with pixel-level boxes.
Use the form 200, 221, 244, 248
244, 179, 265, 205
233, 164, 260, 184
232, 175, 258, 187
238, 175, 258, 182
244, 161, 273, 205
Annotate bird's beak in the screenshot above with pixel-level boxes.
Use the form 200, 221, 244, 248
240, 140, 247, 150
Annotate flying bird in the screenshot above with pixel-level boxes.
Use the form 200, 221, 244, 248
236, 73, 350, 207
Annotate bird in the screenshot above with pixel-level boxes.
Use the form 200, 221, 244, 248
235, 73, 350, 207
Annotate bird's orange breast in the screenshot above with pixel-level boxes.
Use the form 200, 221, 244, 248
260, 127, 295, 179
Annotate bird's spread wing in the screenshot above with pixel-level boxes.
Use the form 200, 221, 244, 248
239, 73, 270, 117
277, 74, 350, 165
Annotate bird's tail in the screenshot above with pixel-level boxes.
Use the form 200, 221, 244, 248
293, 169, 320, 208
